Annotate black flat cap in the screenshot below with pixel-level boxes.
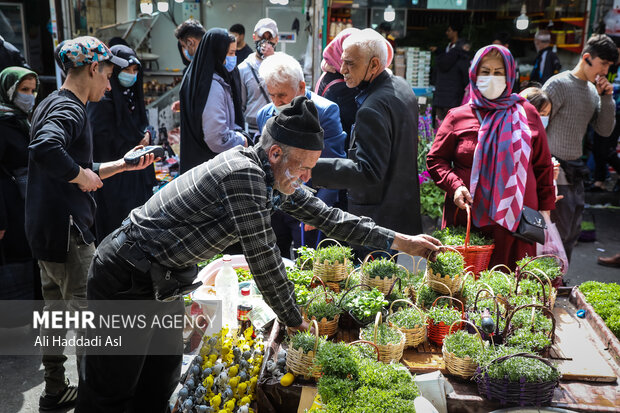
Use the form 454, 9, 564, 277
265, 96, 324, 151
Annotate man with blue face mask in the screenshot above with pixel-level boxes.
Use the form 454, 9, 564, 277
86, 44, 158, 244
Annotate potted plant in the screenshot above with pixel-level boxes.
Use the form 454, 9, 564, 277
516, 255, 565, 289
359, 312, 406, 363
386, 299, 427, 348
286, 320, 325, 379
361, 253, 409, 295
442, 320, 485, 379
304, 291, 342, 337
426, 296, 465, 346
426, 250, 466, 295
339, 285, 388, 328
313, 239, 353, 286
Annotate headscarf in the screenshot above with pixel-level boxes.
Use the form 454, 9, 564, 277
109, 45, 147, 132
468, 45, 532, 233
0, 66, 39, 134
320, 28, 394, 73
179, 28, 243, 161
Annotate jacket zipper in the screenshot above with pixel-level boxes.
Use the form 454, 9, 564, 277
67, 215, 73, 252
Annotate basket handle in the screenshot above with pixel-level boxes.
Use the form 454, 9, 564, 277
516, 254, 566, 278
390, 252, 414, 266
310, 319, 320, 353
516, 270, 550, 308
488, 352, 558, 371
472, 288, 501, 329
502, 303, 556, 343
344, 267, 361, 290
431, 295, 464, 316
315, 238, 348, 265
425, 278, 454, 297
348, 340, 381, 362
458, 270, 475, 297
361, 250, 393, 269
388, 298, 415, 314
309, 275, 327, 291
304, 289, 336, 316
447, 319, 484, 351
300, 257, 314, 272
385, 277, 402, 298
451, 203, 472, 248
338, 283, 372, 309
373, 311, 383, 344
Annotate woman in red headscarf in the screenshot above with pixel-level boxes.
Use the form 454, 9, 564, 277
427, 45, 555, 269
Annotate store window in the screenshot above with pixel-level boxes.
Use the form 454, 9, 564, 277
0, 3, 27, 57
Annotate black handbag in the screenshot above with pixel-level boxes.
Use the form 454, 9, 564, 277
512, 206, 546, 244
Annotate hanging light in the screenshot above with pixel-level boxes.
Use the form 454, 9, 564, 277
384, 5, 395, 22
175, 0, 184, 3
515, 4, 529, 30
140, 1, 153, 14
411, 0, 418, 5
157, 1, 169, 12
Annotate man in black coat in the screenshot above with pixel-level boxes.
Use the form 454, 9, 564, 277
312, 28, 422, 258
430, 22, 470, 122
531, 30, 561, 85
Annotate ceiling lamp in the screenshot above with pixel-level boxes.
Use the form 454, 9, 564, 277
175, 0, 184, 3
384, 5, 395, 22
140, 1, 153, 14
516, 4, 529, 30
157, 1, 169, 12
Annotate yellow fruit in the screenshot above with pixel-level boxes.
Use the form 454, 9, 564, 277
280, 373, 294, 387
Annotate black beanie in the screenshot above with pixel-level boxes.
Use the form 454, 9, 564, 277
265, 96, 324, 151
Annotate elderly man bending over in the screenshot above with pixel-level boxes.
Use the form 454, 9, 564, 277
257, 52, 347, 257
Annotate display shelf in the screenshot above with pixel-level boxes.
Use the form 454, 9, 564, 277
531, 17, 586, 28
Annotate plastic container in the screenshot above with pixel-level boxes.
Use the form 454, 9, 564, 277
214, 255, 239, 330
238, 287, 253, 331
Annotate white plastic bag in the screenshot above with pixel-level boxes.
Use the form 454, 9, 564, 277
536, 215, 569, 274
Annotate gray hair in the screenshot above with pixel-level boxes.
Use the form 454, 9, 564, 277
258, 52, 304, 90
342, 28, 388, 67
257, 127, 293, 156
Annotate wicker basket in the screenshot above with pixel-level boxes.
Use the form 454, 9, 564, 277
387, 299, 427, 348
425, 247, 466, 295
313, 239, 350, 283
427, 296, 465, 346
303, 289, 340, 337
515, 254, 566, 289
474, 353, 560, 406
360, 251, 411, 295
285, 319, 321, 379
348, 340, 381, 361
359, 312, 406, 363
467, 287, 505, 344
502, 303, 556, 357
515, 270, 555, 310
338, 284, 382, 329
442, 319, 485, 379
450, 204, 495, 278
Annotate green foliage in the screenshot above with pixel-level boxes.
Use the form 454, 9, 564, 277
314, 245, 353, 264
509, 307, 553, 333
317, 376, 357, 404
428, 251, 465, 278
579, 281, 620, 338
363, 258, 405, 279
294, 246, 315, 270
340, 288, 388, 323
357, 359, 418, 399
420, 180, 445, 220
197, 254, 223, 268
427, 305, 462, 326
387, 307, 426, 329
477, 270, 515, 298
286, 267, 313, 286
506, 329, 552, 352
432, 226, 493, 246
360, 323, 403, 345
306, 292, 342, 321
516, 255, 563, 281
289, 330, 326, 353
581, 221, 595, 231
415, 283, 451, 309
443, 330, 484, 358
235, 267, 253, 282
475, 345, 527, 365
314, 341, 359, 380
481, 355, 560, 383
294, 284, 312, 306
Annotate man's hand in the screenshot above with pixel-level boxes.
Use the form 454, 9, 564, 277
139, 131, 150, 147
454, 185, 472, 210
429, 46, 438, 52
70, 167, 103, 192
121, 146, 157, 172
304, 224, 316, 232
391, 233, 443, 261
171, 100, 181, 112
286, 320, 314, 335
595, 75, 613, 95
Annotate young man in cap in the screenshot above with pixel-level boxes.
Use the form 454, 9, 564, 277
28, 36, 155, 411
76, 96, 442, 412
238, 17, 280, 135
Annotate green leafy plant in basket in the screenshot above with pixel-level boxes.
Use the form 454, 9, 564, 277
416, 283, 452, 309
314, 245, 353, 265
360, 323, 403, 345
505, 329, 552, 353
306, 292, 342, 321
364, 258, 406, 279
294, 284, 313, 306
443, 330, 485, 359
294, 246, 315, 270
340, 288, 388, 323
286, 266, 313, 286
432, 226, 493, 246
387, 307, 426, 329
480, 354, 560, 383
428, 251, 465, 279
314, 341, 359, 380
477, 269, 515, 298
516, 255, 563, 281
289, 330, 326, 353
427, 305, 462, 326
509, 308, 553, 333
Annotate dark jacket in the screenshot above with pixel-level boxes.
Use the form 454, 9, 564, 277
26, 89, 97, 262
531, 46, 561, 85
312, 70, 422, 236
315, 71, 359, 144
433, 39, 470, 108
235, 43, 253, 65
0, 116, 32, 261
0, 38, 29, 72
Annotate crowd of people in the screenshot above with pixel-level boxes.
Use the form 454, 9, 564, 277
0, 13, 619, 412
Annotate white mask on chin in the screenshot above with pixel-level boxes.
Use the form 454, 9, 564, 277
476, 75, 507, 100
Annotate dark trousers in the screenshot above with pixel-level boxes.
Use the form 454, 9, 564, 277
75, 230, 182, 413
593, 128, 620, 182
272, 210, 318, 259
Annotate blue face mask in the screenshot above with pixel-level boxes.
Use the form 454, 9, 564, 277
184, 49, 193, 62
541, 115, 549, 129
13, 92, 35, 113
224, 55, 237, 72
118, 71, 138, 88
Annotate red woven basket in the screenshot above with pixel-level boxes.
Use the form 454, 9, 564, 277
450, 204, 495, 278
427, 296, 465, 346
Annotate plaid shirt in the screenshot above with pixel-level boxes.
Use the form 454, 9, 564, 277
127, 146, 394, 326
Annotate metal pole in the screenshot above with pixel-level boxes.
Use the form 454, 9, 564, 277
48, 0, 62, 89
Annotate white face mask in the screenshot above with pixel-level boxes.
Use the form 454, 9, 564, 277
476, 75, 507, 100
540, 115, 549, 129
